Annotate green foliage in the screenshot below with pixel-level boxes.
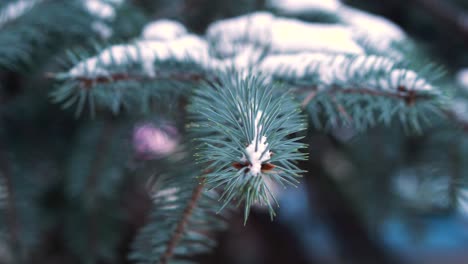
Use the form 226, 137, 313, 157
130, 153, 228, 264
271, 54, 447, 132
0, 1, 93, 71
0, 0, 145, 72
1, 0, 466, 263
52, 51, 206, 116
62, 121, 132, 263
189, 74, 307, 221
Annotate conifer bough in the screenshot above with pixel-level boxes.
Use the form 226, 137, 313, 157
189, 75, 307, 221
40, 1, 450, 263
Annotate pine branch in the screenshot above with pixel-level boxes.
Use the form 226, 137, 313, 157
73, 71, 207, 89
297, 85, 434, 106
0, 0, 43, 29
270, 54, 446, 131
51, 41, 211, 115
189, 74, 307, 221
129, 146, 229, 264
159, 180, 205, 264
53, 12, 445, 133
0, 1, 93, 71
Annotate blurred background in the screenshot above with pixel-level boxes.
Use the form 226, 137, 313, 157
1, 0, 468, 263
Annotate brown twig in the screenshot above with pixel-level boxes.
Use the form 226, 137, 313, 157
331, 95, 352, 123
300, 90, 317, 109
47, 71, 208, 89
330, 86, 429, 105
159, 180, 205, 264
297, 85, 431, 106
297, 86, 431, 108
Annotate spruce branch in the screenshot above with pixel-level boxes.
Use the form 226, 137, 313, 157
51, 40, 212, 116
72, 71, 207, 89
53, 12, 446, 133
189, 74, 307, 221
0, 0, 42, 29
268, 54, 446, 131
159, 180, 205, 264
130, 154, 228, 264
0, 1, 94, 70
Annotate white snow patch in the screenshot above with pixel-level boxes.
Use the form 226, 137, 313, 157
0, 0, 41, 28
456, 68, 468, 91
92, 21, 113, 39
339, 6, 405, 42
153, 186, 179, 209
84, 0, 124, 38
153, 187, 179, 202
209, 45, 265, 76
242, 111, 272, 176
141, 19, 187, 41
258, 53, 434, 92
68, 11, 435, 94
258, 52, 329, 80
84, 0, 118, 20
385, 69, 433, 92
68, 34, 266, 77
68, 35, 211, 77
271, 18, 364, 54
338, 6, 405, 57
207, 12, 274, 57
268, 0, 341, 14
206, 12, 364, 56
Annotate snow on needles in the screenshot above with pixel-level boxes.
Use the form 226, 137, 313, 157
338, 6, 406, 57
0, 0, 42, 28
84, 0, 123, 20
259, 53, 434, 92
141, 19, 187, 41
69, 35, 210, 77
242, 111, 272, 176
268, 0, 340, 14
268, 0, 406, 56
69, 18, 265, 77
84, 0, 124, 38
339, 6, 405, 42
67, 12, 434, 94
206, 12, 364, 56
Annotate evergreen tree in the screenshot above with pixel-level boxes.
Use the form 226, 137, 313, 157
0, 0, 467, 263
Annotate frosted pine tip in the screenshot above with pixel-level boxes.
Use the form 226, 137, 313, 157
237, 110, 273, 176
